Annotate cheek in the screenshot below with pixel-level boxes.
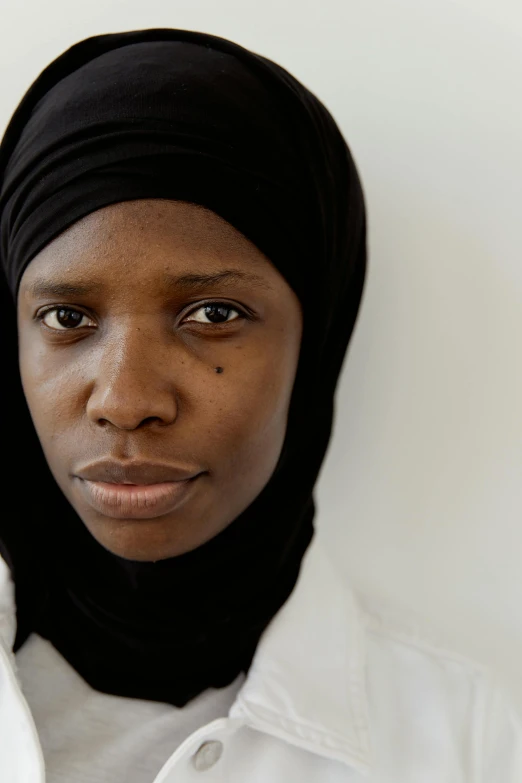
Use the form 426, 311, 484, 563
18, 337, 85, 442
207, 339, 299, 475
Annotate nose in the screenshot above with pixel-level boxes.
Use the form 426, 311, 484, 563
86, 326, 178, 430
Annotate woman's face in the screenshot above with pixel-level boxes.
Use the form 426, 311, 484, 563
17, 199, 303, 561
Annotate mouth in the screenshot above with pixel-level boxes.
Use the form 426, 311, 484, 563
76, 476, 201, 520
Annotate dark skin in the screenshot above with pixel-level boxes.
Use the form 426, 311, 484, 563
17, 200, 303, 561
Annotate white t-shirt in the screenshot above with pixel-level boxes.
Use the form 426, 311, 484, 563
15, 633, 245, 783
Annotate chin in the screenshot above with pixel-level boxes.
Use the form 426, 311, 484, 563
83, 516, 202, 561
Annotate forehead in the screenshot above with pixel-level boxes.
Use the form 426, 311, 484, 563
29, 199, 267, 263
19, 199, 281, 291
16, 199, 302, 311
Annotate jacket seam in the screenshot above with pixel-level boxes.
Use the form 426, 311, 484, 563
363, 614, 489, 675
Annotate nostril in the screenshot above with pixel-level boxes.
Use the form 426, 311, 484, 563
138, 416, 167, 428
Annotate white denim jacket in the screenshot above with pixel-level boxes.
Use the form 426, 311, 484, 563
1, 529, 521, 782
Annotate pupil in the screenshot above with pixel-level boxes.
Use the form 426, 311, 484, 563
205, 305, 230, 323
57, 309, 83, 328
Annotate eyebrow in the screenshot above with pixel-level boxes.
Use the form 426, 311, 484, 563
164, 270, 274, 293
28, 269, 274, 298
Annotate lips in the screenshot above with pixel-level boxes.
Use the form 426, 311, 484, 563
75, 460, 202, 485
74, 460, 204, 520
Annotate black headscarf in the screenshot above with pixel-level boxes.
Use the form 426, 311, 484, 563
0, 28, 367, 707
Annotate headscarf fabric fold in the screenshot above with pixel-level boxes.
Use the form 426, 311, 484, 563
0, 28, 367, 706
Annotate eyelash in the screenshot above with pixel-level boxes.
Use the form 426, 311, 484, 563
35, 301, 249, 332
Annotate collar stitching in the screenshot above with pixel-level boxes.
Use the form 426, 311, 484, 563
236, 693, 366, 756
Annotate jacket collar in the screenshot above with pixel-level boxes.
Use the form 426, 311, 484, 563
228, 528, 373, 775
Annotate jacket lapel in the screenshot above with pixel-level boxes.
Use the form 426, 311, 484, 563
228, 530, 373, 775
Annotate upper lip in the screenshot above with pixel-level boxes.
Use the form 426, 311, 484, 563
74, 460, 202, 485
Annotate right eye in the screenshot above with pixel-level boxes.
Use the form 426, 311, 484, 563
38, 307, 96, 331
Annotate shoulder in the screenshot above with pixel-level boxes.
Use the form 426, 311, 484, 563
358, 589, 491, 681
0, 552, 16, 652
356, 590, 522, 778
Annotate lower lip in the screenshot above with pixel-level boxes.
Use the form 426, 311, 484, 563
77, 477, 199, 520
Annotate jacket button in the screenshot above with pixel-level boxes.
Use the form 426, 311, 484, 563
191, 740, 224, 771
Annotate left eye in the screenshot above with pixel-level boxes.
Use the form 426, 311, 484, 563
40, 307, 95, 330
184, 303, 242, 324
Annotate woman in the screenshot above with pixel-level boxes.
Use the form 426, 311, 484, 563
0, 27, 520, 783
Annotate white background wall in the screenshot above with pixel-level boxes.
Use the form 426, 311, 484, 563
2, 1, 522, 708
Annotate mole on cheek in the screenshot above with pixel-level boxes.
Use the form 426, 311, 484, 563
215, 366, 224, 374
